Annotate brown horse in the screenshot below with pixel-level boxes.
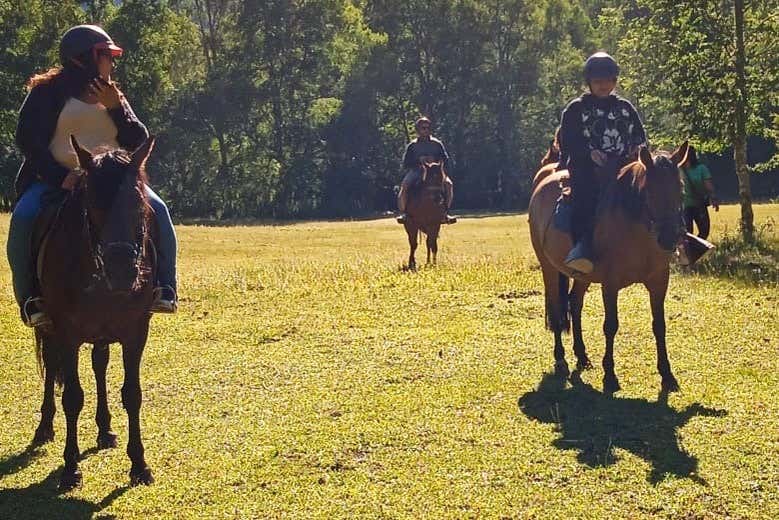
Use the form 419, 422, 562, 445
404, 161, 447, 270
34, 136, 157, 491
528, 143, 688, 393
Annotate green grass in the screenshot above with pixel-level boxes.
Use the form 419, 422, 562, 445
0, 204, 777, 519
696, 215, 779, 284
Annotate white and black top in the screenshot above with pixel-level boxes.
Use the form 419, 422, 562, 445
559, 93, 647, 170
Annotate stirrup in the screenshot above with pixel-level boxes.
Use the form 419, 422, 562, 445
442, 214, 457, 224
565, 256, 594, 275
151, 285, 178, 314
22, 297, 52, 328
564, 242, 594, 274
396, 213, 408, 224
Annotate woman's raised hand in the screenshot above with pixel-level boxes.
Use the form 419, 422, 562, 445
89, 77, 122, 109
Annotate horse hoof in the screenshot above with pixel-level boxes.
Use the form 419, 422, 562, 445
662, 377, 680, 393
576, 358, 593, 371
130, 466, 154, 486
603, 374, 621, 394
32, 426, 54, 446
554, 360, 570, 378
58, 469, 82, 493
97, 431, 118, 450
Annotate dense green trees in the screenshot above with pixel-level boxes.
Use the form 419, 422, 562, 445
0, 0, 775, 220
619, 0, 778, 240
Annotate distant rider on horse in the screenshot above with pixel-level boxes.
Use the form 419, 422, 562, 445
396, 116, 456, 225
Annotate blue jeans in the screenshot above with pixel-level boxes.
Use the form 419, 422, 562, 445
6, 182, 177, 307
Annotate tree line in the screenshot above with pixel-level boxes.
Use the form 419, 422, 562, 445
0, 0, 776, 236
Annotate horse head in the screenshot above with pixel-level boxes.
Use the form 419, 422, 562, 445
619, 142, 688, 252
70, 135, 155, 293
540, 140, 560, 168
421, 161, 445, 188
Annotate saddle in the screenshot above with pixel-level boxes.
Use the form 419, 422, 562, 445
552, 172, 573, 233
32, 195, 68, 287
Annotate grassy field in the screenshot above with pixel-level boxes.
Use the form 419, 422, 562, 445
0, 204, 777, 519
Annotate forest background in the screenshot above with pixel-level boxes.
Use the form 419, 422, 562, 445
1, 0, 776, 221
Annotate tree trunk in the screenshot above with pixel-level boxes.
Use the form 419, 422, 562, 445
733, 0, 754, 241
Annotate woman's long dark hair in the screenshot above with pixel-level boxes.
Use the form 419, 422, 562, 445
684, 145, 699, 168
26, 50, 98, 97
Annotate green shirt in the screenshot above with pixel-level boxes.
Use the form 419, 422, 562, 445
681, 163, 712, 208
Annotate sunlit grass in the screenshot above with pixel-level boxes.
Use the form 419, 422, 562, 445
0, 204, 777, 519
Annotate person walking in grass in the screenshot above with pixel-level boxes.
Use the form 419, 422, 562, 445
680, 145, 719, 240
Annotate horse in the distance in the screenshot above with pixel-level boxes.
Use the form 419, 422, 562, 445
403, 161, 448, 270
34, 136, 158, 491
528, 143, 688, 394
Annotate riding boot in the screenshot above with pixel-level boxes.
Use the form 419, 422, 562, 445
565, 166, 597, 274
564, 236, 594, 274
397, 186, 409, 224
151, 285, 177, 314
22, 296, 52, 328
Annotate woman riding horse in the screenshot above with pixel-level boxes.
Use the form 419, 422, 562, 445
7, 24, 178, 328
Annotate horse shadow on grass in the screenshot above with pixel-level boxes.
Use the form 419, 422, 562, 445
0, 445, 128, 519
518, 371, 727, 484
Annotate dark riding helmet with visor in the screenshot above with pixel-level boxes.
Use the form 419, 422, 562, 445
583, 52, 620, 82
59, 25, 123, 68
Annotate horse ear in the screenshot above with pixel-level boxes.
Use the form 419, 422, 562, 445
70, 135, 93, 169
130, 136, 156, 171
638, 146, 653, 169
670, 140, 690, 167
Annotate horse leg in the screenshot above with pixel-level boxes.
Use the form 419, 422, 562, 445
601, 286, 621, 393
646, 272, 679, 392
570, 279, 592, 370
541, 264, 569, 377
407, 226, 418, 270
426, 231, 438, 265
59, 346, 84, 491
93, 342, 118, 449
33, 337, 56, 445
430, 226, 440, 264
122, 323, 154, 485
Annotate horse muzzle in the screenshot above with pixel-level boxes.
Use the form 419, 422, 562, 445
102, 242, 141, 292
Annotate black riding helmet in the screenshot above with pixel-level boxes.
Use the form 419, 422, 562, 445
59, 25, 123, 68
583, 52, 619, 82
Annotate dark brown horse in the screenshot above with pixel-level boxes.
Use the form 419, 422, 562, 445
528, 143, 688, 393
34, 136, 157, 491
404, 161, 447, 270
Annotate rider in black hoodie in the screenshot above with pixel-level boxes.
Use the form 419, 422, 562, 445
558, 52, 648, 274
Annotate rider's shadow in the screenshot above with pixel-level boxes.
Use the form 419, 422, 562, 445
518, 372, 726, 484
0, 445, 128, 519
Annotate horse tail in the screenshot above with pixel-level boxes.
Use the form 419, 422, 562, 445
34, 329, 43, 379
558, 272, 571, 333
34, 329, 63, 386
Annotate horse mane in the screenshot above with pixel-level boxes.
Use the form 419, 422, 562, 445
598, 159, 646, 221
88, 148, 151, 215
540, 147, 559, 167
605, 152, 676, 221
